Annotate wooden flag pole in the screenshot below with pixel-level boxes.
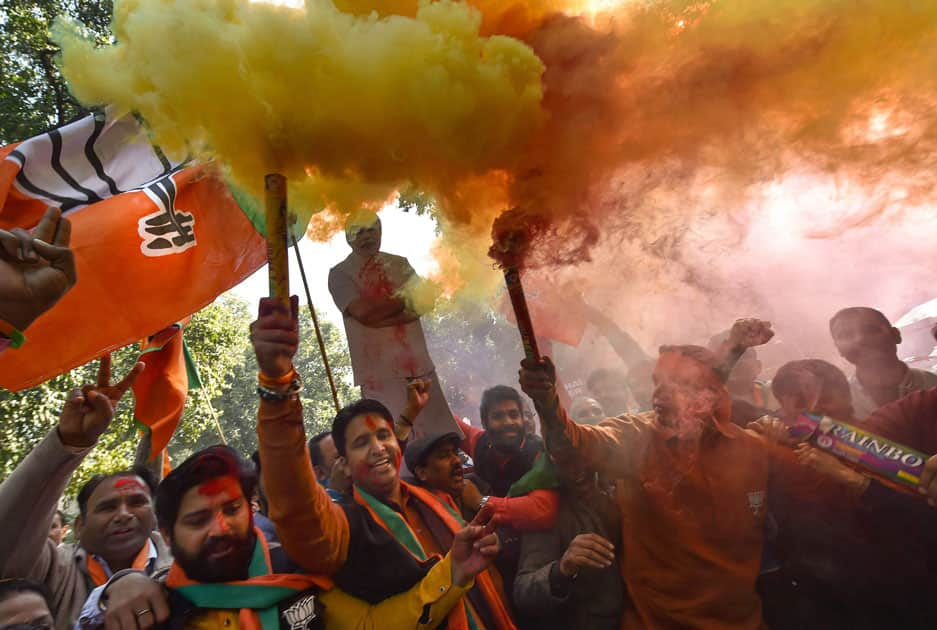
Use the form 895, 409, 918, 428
264, 173, 290, 303
291, 233, 341, 412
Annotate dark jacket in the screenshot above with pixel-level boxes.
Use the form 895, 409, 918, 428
513, 483, 624, 630
473, 433, 544, 498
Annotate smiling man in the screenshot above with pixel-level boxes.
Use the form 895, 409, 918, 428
83, 444, 504, 630
252, 296, 516, 629
0, 355, 163, 629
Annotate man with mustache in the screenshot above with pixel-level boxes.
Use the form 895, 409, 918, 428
405, 433, 468, 504
519, 319, 871, 629
253, 296, 516, 629
829, 306, 937, 419
404, 432, 491, 522
84, 445, 504, 630
0, 355, 161, 629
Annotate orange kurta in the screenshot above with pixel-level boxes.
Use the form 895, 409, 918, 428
536, 397, 856, 630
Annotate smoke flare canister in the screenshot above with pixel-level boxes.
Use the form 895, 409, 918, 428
264, 173, 289, 304
503, 266, 541, 362
789, 412, 930, 496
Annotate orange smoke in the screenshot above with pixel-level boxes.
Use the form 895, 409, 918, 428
330, 0, 937, 282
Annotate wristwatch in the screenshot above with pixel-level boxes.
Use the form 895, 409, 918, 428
477, 495, 491, 512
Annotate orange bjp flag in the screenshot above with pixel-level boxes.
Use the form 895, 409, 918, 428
133, 322, 200, 458
0, 110, 267, 390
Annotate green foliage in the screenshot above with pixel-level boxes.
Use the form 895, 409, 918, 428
0, 293, 355, 510
193, 301, 356, 458
422, 298, 525, 422
0, 0, 113, 144
396, 186, 437, 218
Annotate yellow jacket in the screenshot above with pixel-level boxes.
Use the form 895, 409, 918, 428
184, 553, 471, 630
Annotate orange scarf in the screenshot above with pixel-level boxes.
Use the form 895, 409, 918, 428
86, 539, 153, 587
354, 481, 516, 630
165, 528, 331, 630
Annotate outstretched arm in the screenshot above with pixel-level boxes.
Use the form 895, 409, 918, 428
0, 355, 142, 580
519, 357, 642, 480
480, 489, 559, 532
252, 296, 351, 575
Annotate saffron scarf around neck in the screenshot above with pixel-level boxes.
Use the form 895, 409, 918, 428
353, 483, 517, 630
165, 527, 331, 630
87, 538, 153, 587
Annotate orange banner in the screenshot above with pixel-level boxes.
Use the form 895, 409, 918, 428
134, 324, 189, 457
0, 112, 265, 390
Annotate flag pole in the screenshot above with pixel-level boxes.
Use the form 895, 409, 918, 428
264, 173, 290, 304
291, 233, 341, 412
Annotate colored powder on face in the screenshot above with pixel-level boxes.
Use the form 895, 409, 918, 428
198, 476, 241, 497
354, 461, 374, 481
114, 478, 145, 492
364, 414, 390, 432
213, 510, 232, 533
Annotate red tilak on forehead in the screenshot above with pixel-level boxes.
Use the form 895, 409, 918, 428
198, 476, 240, 497
114, 478, 145, 492
364, 414, 390, 432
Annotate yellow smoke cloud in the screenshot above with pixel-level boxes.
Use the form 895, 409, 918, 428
53, 0, 937, 313
53, 0, 545, 222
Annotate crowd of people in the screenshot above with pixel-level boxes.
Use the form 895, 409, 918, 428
3, 207, 937, 629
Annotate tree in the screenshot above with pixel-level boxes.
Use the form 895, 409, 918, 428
199, 304, 357, 458
0, 0, 112, 144
0, 291, 357, 509
422, 298, 525, 423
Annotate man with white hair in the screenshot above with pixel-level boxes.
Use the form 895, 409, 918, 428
328, 211, 458, 437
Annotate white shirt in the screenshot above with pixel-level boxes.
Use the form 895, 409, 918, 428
849, 366, 937, 420
328, 251, 434, 385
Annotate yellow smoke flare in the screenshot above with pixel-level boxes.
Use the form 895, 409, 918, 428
53, 0, 937, 305
53, 0, 545, 219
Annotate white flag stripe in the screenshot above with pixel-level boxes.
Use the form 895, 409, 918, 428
6, 109, 187, 213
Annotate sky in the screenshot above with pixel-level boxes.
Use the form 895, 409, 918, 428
228, 204, 440, 327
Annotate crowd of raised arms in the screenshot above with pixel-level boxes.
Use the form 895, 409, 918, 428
4, 207, 937, 630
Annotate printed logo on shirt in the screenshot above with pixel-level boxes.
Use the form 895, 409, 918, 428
282, 595, 318, 630
747, 490, 766, 516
